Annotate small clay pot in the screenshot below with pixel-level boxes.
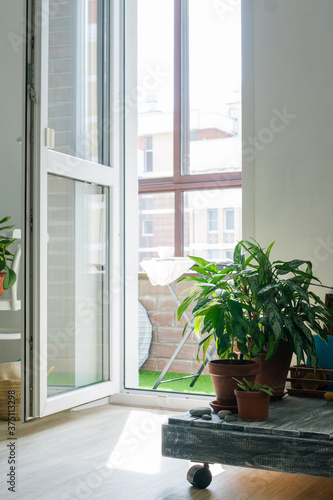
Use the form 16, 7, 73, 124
0, 272, 6, 296
234, 389, 270, 420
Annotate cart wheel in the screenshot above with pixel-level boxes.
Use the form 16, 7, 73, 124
187, 464, 212, 489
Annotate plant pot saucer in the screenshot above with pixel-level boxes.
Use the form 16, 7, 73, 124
270, 390, 287, 401
209, 400, 238, 414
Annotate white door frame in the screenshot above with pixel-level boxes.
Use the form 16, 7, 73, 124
26, 0, 124, 419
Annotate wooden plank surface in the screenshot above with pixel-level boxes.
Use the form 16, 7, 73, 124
162, 423, 333, 478
168, 396, 333, 440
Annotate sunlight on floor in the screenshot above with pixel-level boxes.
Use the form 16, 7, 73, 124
106, 410, 168, 474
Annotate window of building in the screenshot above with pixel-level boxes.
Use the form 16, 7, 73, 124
225, 208, 235, 231
137, 0, 241, 262
208, 208, 218, 233
208, 249, 219, 260
142, 219, 153, 236
224, 249, 234, 261
145, 136, 153, 172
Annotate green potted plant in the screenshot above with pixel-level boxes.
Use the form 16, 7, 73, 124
177, 239, 333, 404
0, 216, 17, 295
232, 239, 333, 396
233, 377, 273, 420
177, 257, 261, 411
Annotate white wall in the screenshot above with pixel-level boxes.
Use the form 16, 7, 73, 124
243, 0, 333, 293
0, 0, 25, 361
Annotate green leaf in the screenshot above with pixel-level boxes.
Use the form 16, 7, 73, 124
265, 299, 283, 341
177, 291, 200, 321
283, 315, 294, 335
0, 216, 11, 224
236, 340, 249, 356
194, 316, 204, 336
292, 314, 313, 343
282, 280, 309, 302
190, 265, 213, 277
265, 241, 275, 259
189, 256, 211, 267
3, 268, 16, 290
177, 275, 207, 283
192, 298, 219, 316
228, 299, 243, 320
216, 332, 233, 357
204, 263, 220, 274
199, 333, 214, 363
211, 308, 225, 336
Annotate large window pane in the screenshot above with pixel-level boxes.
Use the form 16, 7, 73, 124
139, 192, 175, 264
184, 0, 241, 175
137, 0, 174, 179
48, 0, 109, 163
183, 188, 242, 260
47, 175, 109, 395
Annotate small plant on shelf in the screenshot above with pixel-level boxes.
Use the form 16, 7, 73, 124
233, 377, 273, 421
233, 377, 273, 396
0, 216, 17, 292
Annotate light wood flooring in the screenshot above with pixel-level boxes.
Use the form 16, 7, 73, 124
0, 403, 333, 500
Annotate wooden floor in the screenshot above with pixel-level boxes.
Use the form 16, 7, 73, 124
0, 404, 333, 500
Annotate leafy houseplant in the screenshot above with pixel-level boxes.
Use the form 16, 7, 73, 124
177, 239, 333, 401
177, 256, 261, 410
231, 238, 333, 369
0, 216, 17, 294
233, 377, 273, 420
177, 256, 261, 362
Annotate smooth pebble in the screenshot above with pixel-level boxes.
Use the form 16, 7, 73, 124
190, 407, 212, 417
224, 414, 238, 422
202, 414, 212, 420
218, 410, 232, 419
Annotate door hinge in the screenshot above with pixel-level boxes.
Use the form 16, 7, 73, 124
29, 86, 36, 103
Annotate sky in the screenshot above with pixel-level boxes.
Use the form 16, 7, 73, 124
137, 0, 241, 114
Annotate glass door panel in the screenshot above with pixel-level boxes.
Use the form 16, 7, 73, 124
27, 0, 119, 418
47, 175, 109, 395
48, 0, 108, 164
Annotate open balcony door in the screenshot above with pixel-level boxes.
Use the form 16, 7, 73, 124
25, 0, 123, 419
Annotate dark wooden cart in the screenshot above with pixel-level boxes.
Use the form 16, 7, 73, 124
162, 396, 333, 489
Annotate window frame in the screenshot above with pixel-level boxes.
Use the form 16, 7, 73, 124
138, 0, 242, 257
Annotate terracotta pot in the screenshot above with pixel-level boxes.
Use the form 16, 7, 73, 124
0, 272, 6, 297
254, 341, 293, 398
234, 389, 270, 420
208, 359, 259, 407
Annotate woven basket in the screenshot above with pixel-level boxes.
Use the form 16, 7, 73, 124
0, 380, 21, 421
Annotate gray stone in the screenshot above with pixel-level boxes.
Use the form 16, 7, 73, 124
190, 407, 212, 417
224, 415, 238, 422
218, 410, 232, 419
202, 414, 212, 421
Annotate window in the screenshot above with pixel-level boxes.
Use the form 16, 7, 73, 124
145, 136, 153, 172
225, 249, 233, 261
208, 249, 219, 260
139, 192, 175, 261
225, 208, 235, 231
142, 219, 153, 236
208, 208, 218, 232
137, 0, 241, 261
